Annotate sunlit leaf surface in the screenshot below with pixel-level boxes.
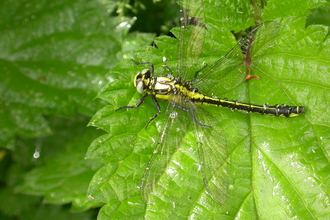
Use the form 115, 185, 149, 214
88, 0, 330, 219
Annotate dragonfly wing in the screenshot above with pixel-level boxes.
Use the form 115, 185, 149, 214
177, 0, 206, 80
249, 21, 281, 61
140, 100, 191, 203
140, 98, 228, 205
173, 99, 229, 205
194, 107, 229, 205
194, 21, 281, 96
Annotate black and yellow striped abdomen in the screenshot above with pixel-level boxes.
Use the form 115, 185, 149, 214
151, 76, 305, 117
191, 94, 305, 117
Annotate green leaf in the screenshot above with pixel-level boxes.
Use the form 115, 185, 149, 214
263, 0, 328, 20
0, 0, 154, 146
88, 0, 330, 219
0, 0, 156, 218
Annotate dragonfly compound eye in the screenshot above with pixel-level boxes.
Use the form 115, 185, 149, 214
136, 78, 145, 94
134, 71, 144, 87
141, 69, 151, 77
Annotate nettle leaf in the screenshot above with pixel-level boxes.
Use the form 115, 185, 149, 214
0, 0, 156, 217
88, 0, 330, 219
0, 0, 154, 146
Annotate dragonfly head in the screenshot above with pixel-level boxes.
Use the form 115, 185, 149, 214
134, 69, 151, 94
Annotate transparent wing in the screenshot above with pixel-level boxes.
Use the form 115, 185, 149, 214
140, 100, 191, 203
193, 21, 281, 96
177, 0, 206, 80
194, 107, 229, 205
140, 100, 229, 205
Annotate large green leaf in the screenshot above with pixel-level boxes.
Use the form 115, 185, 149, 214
0, 0, 154, 147
88, 0, 330, 219
0, 0, 155, 218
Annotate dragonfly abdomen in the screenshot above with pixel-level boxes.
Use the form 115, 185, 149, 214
190, 94, 305, 117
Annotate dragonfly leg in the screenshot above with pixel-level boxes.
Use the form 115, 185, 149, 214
162, 59, 174, 76
115, 93, 148, 111
146, 95, 162, 127
163, 64, 174, 75
131, 59, 154, 74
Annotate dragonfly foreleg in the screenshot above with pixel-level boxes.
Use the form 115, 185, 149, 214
115, 93, 148, 111
131, 59, 154, 74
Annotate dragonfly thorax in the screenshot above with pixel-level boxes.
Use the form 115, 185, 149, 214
134, 69, 180, 97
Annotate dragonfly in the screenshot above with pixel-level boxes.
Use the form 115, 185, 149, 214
115, 0, 305, 205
